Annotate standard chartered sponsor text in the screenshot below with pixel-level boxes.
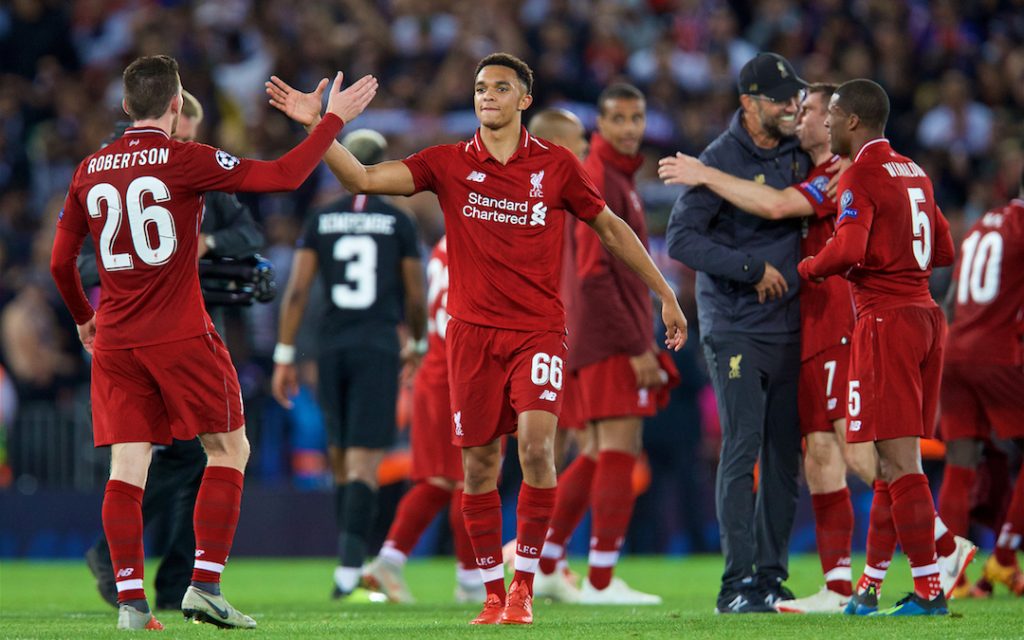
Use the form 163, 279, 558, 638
463, 191, 531, 225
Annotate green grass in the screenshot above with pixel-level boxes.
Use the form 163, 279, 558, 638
1, 554, 1022, 639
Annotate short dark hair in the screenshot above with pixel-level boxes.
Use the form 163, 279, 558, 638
123, 55, 180, 120
806, 82, 838, 102
834, 79, 889, 131
597, 83, 645, 114
475, 53, 533, 94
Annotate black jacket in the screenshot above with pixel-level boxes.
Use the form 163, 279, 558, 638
666, 109, 810, 339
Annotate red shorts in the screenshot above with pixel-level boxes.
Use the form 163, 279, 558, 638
799, 343, 850, 436
939, 361, 1024, 441
846, 305, 946, 444
577, 354, 659, 423
446, 318, 567, 448
558, 371, 586, 431
411, 370, 463, 482
90, 333, 244, 447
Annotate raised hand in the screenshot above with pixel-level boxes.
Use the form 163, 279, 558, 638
325, 72, 378, 124
658, 152, 708, 187
266, 75, 326, 127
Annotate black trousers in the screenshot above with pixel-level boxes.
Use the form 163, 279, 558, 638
91, 437, 206, 606
702, 333, 801, 589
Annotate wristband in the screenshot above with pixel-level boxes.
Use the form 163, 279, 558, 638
273, 343, 296, 365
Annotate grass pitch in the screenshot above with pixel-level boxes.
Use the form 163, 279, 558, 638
1, 554, 1022, 639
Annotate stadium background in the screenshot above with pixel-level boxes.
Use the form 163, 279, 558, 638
0, 0, 1022, 561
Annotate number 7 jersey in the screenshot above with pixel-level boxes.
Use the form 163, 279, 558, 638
946, 200, 1024, 366
58, 127, 268, 349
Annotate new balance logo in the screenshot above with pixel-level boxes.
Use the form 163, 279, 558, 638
116, 568, 134, 578
827, 398, 838, 410
850, 420, 862, 431
466, 171, 487, 183
539, 390, 557, 401
530, 202, 547, 226
453, 411, 463, 437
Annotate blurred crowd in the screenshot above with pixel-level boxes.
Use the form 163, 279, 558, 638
1, 0, 1022, 541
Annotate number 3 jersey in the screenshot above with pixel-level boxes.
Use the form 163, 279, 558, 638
945, 199, 1024, 366
298, 193, 420, 354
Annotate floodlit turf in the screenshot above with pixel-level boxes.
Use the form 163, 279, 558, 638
1, 554, 1021, 638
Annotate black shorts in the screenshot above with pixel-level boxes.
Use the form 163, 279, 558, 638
317, 347, 399, 449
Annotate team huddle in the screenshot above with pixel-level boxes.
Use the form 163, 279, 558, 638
48, 48, 1022, 631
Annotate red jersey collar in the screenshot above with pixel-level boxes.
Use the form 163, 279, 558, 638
123, 126, 171, 139
591, 133, 643, 177
468, 126, 538, 164
853, 137, 890, 163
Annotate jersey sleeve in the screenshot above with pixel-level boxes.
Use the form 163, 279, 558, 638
798, 169, 874, 280
794, 169, 837, 219
560, 151, 606, 222
401, 145, 448, 194
395, 211, 421, 259
176, 142, 256, 193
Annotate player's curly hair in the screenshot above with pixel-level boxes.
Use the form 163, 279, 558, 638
123, 55, 181, 121
475, 53, 534, 95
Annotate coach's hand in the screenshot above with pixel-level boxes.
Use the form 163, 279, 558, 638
661, 297, 688, 351
271, 363, 299, 409
755, 261, 788, 304
630, 350, 664, 388
77, 315, 96, 355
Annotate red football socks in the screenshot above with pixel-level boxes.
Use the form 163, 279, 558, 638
380, 482, 451, 561
538, 455, 596, 576
512, 484, 556, 595
938, 464, 976, 539
450, 488, 478, 572
191, 466, 244, 585
995, 465, 1024, 566
857, 480, 897, 593
889, 473, 941, 600
588, 451, 637, 590
462, 490, 505, 600
103, 480, 146, 603
811, 488, 854, 596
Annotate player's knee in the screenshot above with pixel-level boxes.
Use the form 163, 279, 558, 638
518, 438, 553, 472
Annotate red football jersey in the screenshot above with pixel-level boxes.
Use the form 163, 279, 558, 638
58, 127, 272, 349
946, 200, 1024, 366
402, 127, 606, 332
824, 138, 953, 315
794, 158, 855, 360
419, 237, 450, 383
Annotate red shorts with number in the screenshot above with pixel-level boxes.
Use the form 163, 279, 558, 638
799, 343, 850, 436
939, 361, 1024, 441
846, 305, 946, 444
90, 332, 244, 447
411, 369, 463, 482
446, 318, 566, 448
577, 354, 659, 423
558, 371, 587, 430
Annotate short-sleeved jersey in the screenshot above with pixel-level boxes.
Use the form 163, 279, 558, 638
795, 158, 855, 360
402, 126, 606, 332
298, 193, 420, 354
833, 138, 952, 315
946, 200, 1024, 366
58, 127, 263, 350
418, 238, 450, 384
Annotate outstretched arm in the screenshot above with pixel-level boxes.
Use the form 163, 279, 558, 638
658, 152, 812, 220
266, 75, 416, 195
586, 208, 687, 350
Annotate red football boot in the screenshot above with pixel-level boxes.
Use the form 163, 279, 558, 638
469, 592, 504, 625
499, 580, 533, 625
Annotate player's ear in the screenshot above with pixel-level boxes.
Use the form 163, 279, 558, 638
122, 98, 131, 119
519, 93, 533, 111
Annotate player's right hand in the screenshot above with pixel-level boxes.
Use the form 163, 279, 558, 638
657, 152, 707, 186
271, 363, 299, 409
629, 350, 664, 388
325, 72, 378, 124
755, 261, 789, 303
77, 315, 97, 355
662, 298, 688, 351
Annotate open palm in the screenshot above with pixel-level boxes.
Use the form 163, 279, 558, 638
266, 75, 325, 127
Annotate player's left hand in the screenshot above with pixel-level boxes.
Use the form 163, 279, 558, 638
266, 75, 328, 128
824, 157, 852, 198
657, 152, 708, 187
77, 315, 96, 355
271, 363, 299, 409
661, 298, 688, 351
797, 256, 824, 283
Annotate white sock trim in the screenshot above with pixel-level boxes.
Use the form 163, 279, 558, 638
194, 560, 225, 573
479, 564, 504, 584
514, 555, 540, 573
334, 566, 361, 592
588, 549, 619, 568
116, 579, 144, 592
863, 564, 888, 580
910, 563, 939, 578
379, 545, 407, 565
457, 567, 481, 585
540, 541, 563, 560
824, 566, 852, 582
934, 515, 948, 540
